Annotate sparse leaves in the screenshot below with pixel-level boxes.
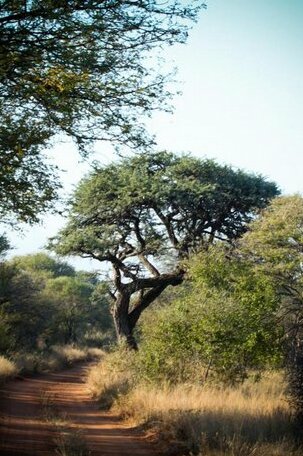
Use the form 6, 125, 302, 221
0, 0, 204, 223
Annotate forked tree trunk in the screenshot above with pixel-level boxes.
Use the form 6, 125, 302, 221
112, 287, 168, 350
111, 271, 185, 350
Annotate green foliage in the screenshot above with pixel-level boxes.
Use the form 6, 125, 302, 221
11, 253, 75, 280
0, 261, 48, 348
237, 195, 303, 416
236, 195, 303, 353
134, 196, 303, 400
0, 309, 14, 353
0, 1, 203, 223
52, 152, 279, 260
42, 275, 95, 344
1, 1, 201, 152
50, 151, 279, 347
0, 252, 113, 352
0, 139, 60, 225
90, 282, 115, 334
134, 251, 282, 384
240, 195, 303, 284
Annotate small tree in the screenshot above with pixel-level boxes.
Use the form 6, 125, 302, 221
51, 152, 279, 348
238, 195, 303, 418
11, 253, 75, 281
43, 276, 94, 344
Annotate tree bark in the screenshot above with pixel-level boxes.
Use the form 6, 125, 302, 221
112, 292, 138, 350
111, 270, 185, 350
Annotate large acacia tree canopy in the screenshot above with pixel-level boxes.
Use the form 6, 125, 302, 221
0, 0, 203, 223
52, 152, 279, 278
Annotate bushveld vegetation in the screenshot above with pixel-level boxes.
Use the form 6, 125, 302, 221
88, 357, 298, 455
2, 148, 303, 455
2, 3, 300, 455
0, 247, 112, 382
2, 154, 303, 454
85, 192, 303, 455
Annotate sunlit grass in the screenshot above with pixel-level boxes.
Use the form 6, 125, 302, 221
0, 355, 18, 383
87, 357, 301, 456
14, 345, 104, 375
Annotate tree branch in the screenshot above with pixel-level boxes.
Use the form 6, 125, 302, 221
129, 270, 184, 293
153, 207, 180, 249
129, 283, 173, 330
112, 264, 122, 291
138, 253, 160, 277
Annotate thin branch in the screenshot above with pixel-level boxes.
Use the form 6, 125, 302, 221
153, 206, 179, 249
138, 253, 160, 277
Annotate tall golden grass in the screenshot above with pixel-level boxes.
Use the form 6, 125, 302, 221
1, 345, 104, 378
87, 358, 301, 456
0, 355, 18, 383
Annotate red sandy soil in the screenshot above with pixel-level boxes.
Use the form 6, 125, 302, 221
0, 363, 159, 456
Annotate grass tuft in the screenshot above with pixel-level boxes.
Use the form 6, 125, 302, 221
54, 428, 90, 456
39, 388, 90, 456
87, 356, 131, 409
0, 355, 18, 383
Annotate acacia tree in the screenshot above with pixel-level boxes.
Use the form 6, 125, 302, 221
51, 152, 279, 348
0, 0, 203, 223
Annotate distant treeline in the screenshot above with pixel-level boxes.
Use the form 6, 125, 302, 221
0, 247, 114, 355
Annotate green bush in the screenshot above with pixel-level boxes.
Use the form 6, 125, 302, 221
132, 248, 283, 385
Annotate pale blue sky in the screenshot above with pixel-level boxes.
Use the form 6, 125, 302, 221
5, 0, 303, 270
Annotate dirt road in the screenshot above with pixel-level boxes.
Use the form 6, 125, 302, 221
0, 363, 158, 455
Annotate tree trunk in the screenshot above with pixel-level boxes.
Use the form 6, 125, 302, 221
113, 292, 138, 350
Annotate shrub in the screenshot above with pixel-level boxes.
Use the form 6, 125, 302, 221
132, 285, 281, 385
14, 345, 104, 375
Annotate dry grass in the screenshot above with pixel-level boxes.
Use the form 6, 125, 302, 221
87, 359, 301, 456
51, 345, 90, 365
15, 345, 104, 375
112, 373, 296, 455
54, 428, 90, 456
0, 355, 18, 383
87, 356, 131, 409
39, 389, 69, 426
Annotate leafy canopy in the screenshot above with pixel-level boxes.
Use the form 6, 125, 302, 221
0, 0, 203, 223
137, 195, 303, 385
53, 151, 279, 269
51, 152, 279, 347
0, 251, 113, 349
11, 253, 75, 279
241, 195, 303, 283
239, 195, 303, 358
